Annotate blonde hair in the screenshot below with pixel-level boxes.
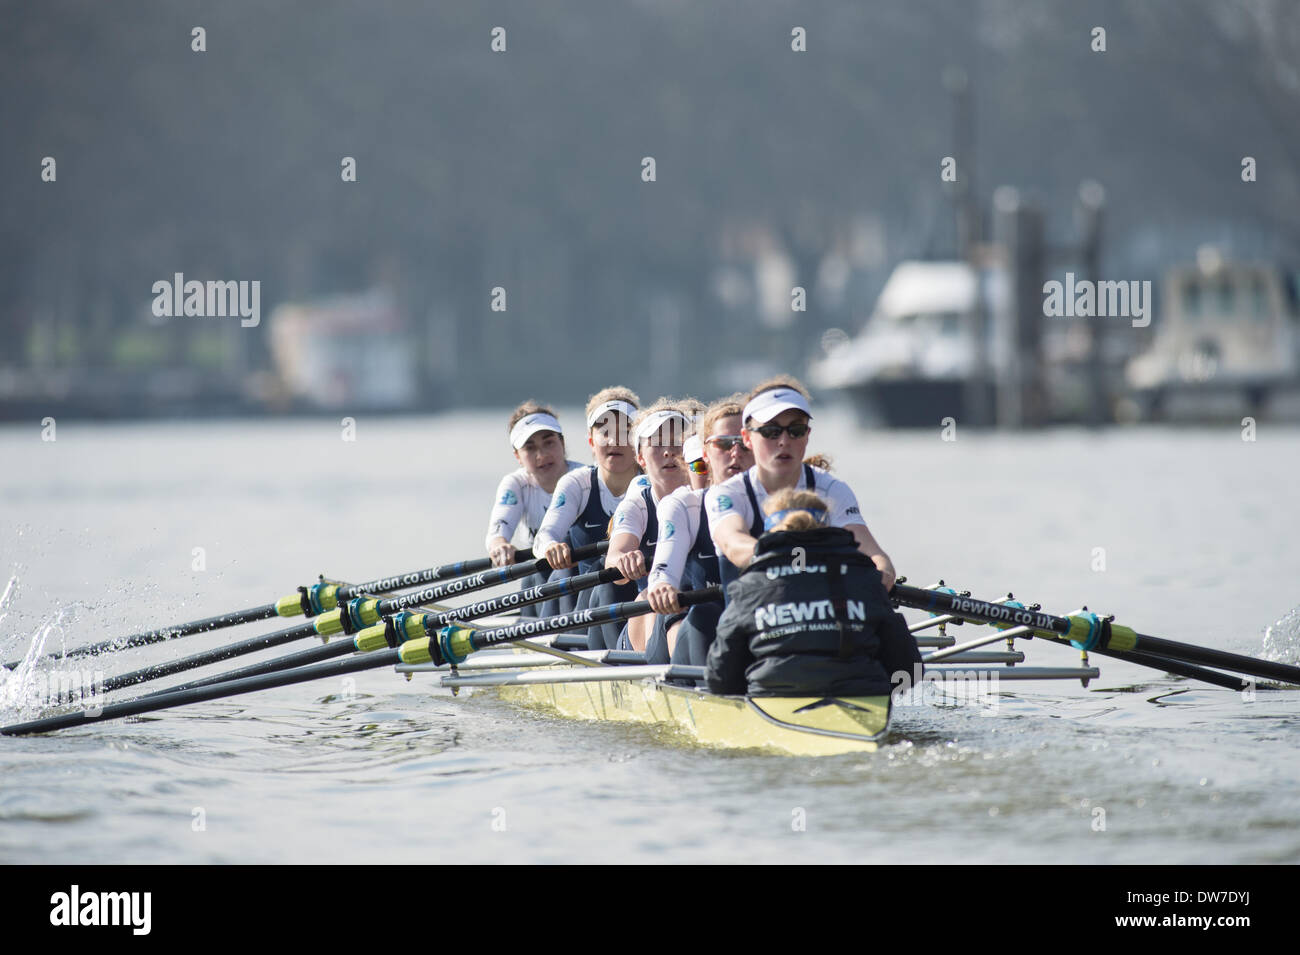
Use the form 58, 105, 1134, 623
802, 453, 833, 471
698, 393, 746, 441
585, 386, 640, 429
763, 489, 829, 533
507, 400, 559, 433
677, 395, 707, 434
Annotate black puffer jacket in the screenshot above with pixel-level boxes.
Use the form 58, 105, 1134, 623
705, 528, 921, 697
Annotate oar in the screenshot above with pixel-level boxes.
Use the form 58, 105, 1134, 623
436, 586, 722, 660
892, 584, 1300, 689
95, 544, 607, 694
2, 547, 547, 670
0, 586, 720, 736
140, 567, 623, 697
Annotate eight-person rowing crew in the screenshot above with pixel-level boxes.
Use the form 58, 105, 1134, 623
484, 376, 920, 697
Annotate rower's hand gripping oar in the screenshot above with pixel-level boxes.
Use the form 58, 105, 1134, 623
3, 548, 544, 670
94, 543, 608, 694
434, 587, 722, 661
0, 587, 722, 736
891, 583, 1300, 689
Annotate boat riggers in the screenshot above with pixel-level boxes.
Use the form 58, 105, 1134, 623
0, 585, 722, 736
0, 545, 593, 670
140, 567, 626, 698
81, 543, 610, 694
891, 583, 1300, 690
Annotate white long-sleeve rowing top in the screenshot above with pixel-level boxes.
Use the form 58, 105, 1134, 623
533, 468, 648, 553
484, 460, 584, 551
646, 485, 705, 589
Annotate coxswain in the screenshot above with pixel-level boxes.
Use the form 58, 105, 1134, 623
704, 490, 921, 697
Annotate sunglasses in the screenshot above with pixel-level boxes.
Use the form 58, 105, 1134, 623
687, 460, 708, 474
752, 421, 811, 440
705, 434, 745, 451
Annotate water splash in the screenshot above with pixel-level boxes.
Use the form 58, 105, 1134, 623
0, 581, 95, 721
1261, 607, 1300, 665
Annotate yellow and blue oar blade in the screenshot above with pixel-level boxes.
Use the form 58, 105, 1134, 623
891, 584, 1300, 689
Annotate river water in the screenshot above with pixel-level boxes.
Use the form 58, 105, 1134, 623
2, 410, 1298, 863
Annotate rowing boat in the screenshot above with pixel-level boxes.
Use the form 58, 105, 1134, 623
428, 653, 894, 756
394, 591, 1104, 756
500, 679, 892, 756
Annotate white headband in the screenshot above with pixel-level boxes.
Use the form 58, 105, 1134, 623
742, 388, 812, 426
586, 400, 639, 429
682, 434, 704, 463
634, 410, 689, 445
510, 413, 563, 450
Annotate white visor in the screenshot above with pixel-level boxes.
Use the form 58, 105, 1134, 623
510, 413, 564, 450
682, 434, 704, 463
634, 410, 689, 446
742, 388, 812, 426
586, 400, 639, 429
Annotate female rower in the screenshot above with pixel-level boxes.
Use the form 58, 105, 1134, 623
533, 386, 643, 620
705, 376, 896, 595
485, 402, 583, 567
596, 399, 693, 652
704, 490, 921, 697
642, 395, 755, 665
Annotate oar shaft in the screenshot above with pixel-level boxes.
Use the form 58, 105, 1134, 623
102, 620, 320, 693
101, 547, 612, 694
1, 650, 403, 737
334, 549, 533, 601
2, 604, 277, 670
151, 566, 623, 697
7, 543, 590, 670
1105, 648, 1250, 691
138, 638, 352, 698
892, 584, 1300, 688
1127, 632, 1300, 686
